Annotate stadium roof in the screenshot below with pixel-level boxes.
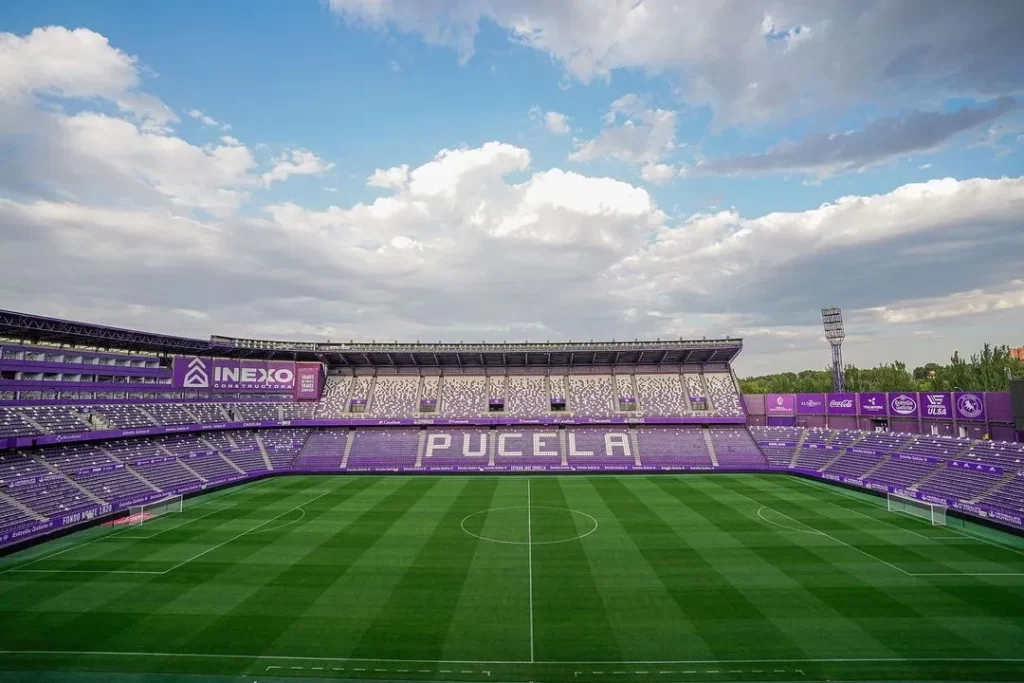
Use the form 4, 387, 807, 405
0, 309, 742, 368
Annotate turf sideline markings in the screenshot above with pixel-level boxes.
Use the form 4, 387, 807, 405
755, 507, 825, 536
157, 483, 343, 574
788, 476, 1024, 571
526, 479, 534, 664
117, 502, 239, 540
0, 476, 280, 576
2, 480, 343, 577
1, 649, 1022, 666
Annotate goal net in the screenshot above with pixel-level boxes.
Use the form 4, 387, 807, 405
129, 495, 183, 525
887, 492, 947, 526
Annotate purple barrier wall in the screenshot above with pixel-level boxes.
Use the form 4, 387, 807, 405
986, 392, 1012, 422
828, 415, 857, 429
2, 414, 747, 450
743, 394, 765, 415
0, 360, 169, 378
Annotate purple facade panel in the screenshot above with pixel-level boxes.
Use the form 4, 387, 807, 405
889, 418, 921, 434
766, 416, 796, 426
746, 414, 766, 426
796, 393, 826, 415
828, 415, 858, 430
962, 422, 987, 439
766, 394, 795, 416
887, 392, 920, 419
743, 394, 766, 415
985, 392, 1013, 422
797, 415, 827, 428
989, 424, 1017, 442
922, 420, 954, 437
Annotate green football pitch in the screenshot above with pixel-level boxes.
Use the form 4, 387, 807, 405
1, 474, 1023, 683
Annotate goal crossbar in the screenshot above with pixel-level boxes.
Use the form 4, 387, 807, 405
887, 492, 947, 526
129, 495, 183, 525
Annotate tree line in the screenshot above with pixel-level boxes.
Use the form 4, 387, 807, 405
739, 343, 1023, 395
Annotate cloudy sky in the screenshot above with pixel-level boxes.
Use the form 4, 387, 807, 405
1, 1, 1023, 376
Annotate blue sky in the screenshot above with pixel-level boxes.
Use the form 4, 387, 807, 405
1, 1, 1023, 375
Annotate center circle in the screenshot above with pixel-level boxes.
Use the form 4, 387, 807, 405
460, 505, 599, 545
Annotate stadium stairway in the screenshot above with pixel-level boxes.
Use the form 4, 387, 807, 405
910, 461, 946, 491
135, 405, 161, 426
788, 429, 809, 467
860, 455, 890, 480
0, 489, 46, 521
180, 404, 202, 424
154, 442, 177, 458
199, 436, 219, 451
628, 426, 642, 467
126, 464, 162, 492
254, 433, 275, 470
340, 430, 354, 469
414, 430, 428, 469
177, 460, 208, 483
15, 409, 47, 434
968, 471, 1016, 504
219, 452, 246, 475
37, 457, 106, 505
702, 428, 719, 467
821, 449, 846, 472
558, 428, 569, 467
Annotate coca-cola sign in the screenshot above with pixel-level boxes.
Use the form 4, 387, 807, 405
826, 393, 857, 415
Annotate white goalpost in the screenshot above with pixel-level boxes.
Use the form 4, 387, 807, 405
129, 495, 183, 525
887, 492, 947, 526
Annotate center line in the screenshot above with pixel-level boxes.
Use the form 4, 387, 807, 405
527, 478, 535, 663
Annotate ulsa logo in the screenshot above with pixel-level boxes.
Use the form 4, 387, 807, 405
924, 393, 949, 416
183, 357, 210, 388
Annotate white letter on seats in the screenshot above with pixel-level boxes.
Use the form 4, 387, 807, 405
605, 432, 630, 457
568, 432, 592, 456
533, 432, 558, 457
463, 433, 487, 457
425, 433, 451, 458
498, 432, 522, 457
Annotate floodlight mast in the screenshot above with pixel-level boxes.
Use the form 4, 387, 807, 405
821, 306, 846, 392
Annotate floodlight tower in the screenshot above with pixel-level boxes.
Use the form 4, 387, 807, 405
821, 306, 846, 392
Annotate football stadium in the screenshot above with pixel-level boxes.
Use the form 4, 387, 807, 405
4, 2, 1024, 682
0, 310, 1023, 682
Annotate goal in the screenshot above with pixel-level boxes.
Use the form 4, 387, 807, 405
129, 495, 183, 525
887, 492, 946, 526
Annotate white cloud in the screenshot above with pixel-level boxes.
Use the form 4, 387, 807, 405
367, 164, 410, 190
187, 108, 232, 132
641, 163, 676, 185
262, 149, 335, 187
864, 280, 1024, 324
0, 25, 176, 129
327, 0, 1024, 125
571, 95, 676, 164
323, 186, 338, 193
695, 98, 1018, 178
544, 111, 571, 134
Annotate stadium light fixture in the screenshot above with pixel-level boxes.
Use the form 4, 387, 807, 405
821, 306, 846, 392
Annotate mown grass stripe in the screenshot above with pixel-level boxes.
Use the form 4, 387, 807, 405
529, 477, 621, 663
730, 476, 1024, 658
178, 476, 439, 657
591, 476, 805, 662
350, 478, 500, 659
0, 476, 334, 650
